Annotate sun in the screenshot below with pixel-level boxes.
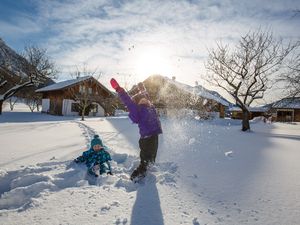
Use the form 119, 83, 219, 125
134, 47, 173, 80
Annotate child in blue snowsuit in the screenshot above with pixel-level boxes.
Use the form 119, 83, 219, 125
74, 135, 112, 177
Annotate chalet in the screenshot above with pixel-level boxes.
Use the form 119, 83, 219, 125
271, 97, 300, 122
192, 84, 231, 118
140, 75, 231, 118
229, 106, 269, 120
36, 76, 114, 116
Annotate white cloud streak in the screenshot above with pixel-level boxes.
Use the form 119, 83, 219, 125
1, 0, 299, 102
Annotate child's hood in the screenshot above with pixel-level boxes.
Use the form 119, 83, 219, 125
90, 135, 103, 148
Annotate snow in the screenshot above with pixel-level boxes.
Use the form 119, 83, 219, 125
165, 76, 231, 106
0, 104, 300, 225
35, 76, 91, 92
193, 86, 231, 107
224, 151, 233, 157
272, 97, 300, 109
229, 106, 269, 112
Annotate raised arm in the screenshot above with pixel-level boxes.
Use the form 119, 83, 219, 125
110, 78, 139, 122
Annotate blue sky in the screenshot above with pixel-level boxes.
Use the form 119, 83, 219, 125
0, 0, 299, 102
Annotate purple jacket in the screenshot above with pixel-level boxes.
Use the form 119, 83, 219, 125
118, 90, 162, 138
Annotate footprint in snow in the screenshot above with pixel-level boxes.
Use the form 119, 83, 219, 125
208, 208, 217, 215
115, 218, 128, 225
193, 217, 200, 225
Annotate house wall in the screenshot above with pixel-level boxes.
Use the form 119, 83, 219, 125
276, 109, 294, 122
41, 99, 50, 113
62, 99, 105, 117
294, 109, 300, 122
219, 104, 225, 118
61, 81, 111, 100
88, 103, 105, 117
251, 112, 265, 118
231, 111, 244, 119
42, 91, 64, 115
62, 99, 78, 116
275, 108, 300, 122
39, 78, 113, 116
230, 111, 265, 120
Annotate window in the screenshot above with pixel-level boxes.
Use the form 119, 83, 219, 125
88, 88, 92, 94
277, 110, 294, 122
90, 104, 98, 113
79, 85, 86, 93
71, 103, 80, 112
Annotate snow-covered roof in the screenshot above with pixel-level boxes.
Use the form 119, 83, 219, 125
228, 106, 269, 112
272, 97, 300, 109
249, 107, 269, 112
193, 85, 231, 106
36, 76, 92, 92
165, 77, 231, 106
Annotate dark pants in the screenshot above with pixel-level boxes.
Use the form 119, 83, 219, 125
139, 134, 159, 165
131, 135, 159, 179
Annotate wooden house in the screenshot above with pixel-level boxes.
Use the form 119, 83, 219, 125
138, 75, 230, 118
229, 106, 269, 120
36, 76, 114, 116
271, 97, 300, 122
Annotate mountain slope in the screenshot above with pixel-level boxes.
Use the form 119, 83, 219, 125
0, 38, 27, 75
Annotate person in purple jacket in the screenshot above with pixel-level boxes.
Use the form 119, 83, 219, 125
110, 78, 162, 181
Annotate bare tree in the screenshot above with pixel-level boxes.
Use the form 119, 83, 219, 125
278, 41, 300, 97
8, 97, 18, 111
0, 65, 33, 114
0, 45, 57, 114
206, 30, 296, 131
68, 65, 103, 121
21, 87, 43, 112
25, 98, 37, 112
21, 45, 57, 81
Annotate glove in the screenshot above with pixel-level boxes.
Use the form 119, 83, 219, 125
107, 171, 113, 175
74, 158, 80, 163
137, 82, 150, 100
110, 78, 123, 93
137, 82, 146, 92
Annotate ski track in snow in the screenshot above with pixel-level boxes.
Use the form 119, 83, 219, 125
75, 120, 129, 149
0, 159, 178, 212
0, 122, 178, 212
2, 111, 299, 224
75, 121, 97, 147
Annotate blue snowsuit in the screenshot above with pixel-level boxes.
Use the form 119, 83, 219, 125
75, 135, 112, 176
75, 148, 112, 176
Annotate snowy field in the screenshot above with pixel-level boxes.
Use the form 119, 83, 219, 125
0, 103, 300, 225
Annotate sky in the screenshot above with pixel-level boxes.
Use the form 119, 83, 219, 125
0, 0, 299, 103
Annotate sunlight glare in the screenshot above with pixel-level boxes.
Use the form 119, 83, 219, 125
134, 47, 173, 80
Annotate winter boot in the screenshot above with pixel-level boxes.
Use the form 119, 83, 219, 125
99, 163, 108, 175
130, 163, 147, 181
88, 164, 100, 177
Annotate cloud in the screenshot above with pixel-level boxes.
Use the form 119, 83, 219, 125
0, 18, 41, 36
1, 0, 299, 102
